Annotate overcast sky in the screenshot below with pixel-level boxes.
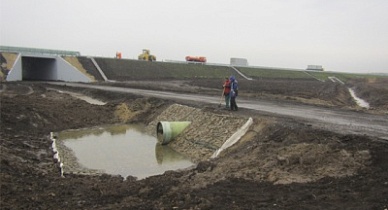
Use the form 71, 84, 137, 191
1, 0, 387, 73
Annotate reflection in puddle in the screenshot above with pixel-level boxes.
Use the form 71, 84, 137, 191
57, 124, 194, 179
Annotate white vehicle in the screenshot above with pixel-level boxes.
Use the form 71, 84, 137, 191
306, 65, 324, 71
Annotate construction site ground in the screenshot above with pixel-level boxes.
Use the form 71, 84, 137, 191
1, 78, 388, 210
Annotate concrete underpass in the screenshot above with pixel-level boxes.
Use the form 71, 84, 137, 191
4, 54, 92, 82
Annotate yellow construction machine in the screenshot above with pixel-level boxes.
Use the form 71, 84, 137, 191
138, 49, 156, 61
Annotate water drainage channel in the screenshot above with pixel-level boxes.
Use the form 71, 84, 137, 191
53, 124, 194, 180
348, 88, 370, 109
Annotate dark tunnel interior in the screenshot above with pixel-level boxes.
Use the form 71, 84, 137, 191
22, 57, 57, 81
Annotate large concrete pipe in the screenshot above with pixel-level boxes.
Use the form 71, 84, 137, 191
156, 121, 191, 145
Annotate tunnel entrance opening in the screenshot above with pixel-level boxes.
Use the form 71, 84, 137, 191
22, 56, 57, 81
5, 53, 92, 82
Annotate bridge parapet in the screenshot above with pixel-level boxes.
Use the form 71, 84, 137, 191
0, 46, 80, 57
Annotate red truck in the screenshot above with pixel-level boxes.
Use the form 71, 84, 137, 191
185, 56, 207, 63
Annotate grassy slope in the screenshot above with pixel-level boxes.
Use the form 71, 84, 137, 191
88, 57, 387, 82
1, 53, 18, 80
84, 57, 388, 111
94, 58, 232, 80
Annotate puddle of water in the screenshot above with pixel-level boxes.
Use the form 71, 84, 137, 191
57, 124, 194, 179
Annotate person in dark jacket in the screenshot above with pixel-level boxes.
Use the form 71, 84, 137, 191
229, 75, 238, 111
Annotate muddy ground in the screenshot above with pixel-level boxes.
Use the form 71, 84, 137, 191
1, 80, 388, 209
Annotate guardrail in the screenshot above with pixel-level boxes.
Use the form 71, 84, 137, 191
0, 46, 80, 57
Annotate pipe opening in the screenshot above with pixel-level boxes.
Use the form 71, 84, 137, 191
156, 121, 191, 145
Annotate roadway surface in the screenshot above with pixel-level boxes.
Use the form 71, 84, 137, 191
48, 82, 388, 141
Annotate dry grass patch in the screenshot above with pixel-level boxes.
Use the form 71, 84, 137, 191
63, 56, 96, 81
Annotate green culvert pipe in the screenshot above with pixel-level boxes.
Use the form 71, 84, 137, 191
156, 121, 191, 145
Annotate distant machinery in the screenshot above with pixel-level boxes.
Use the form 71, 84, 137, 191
306, 65, 324, 71
116, 52, 122, 59
230, 58, 248, 66
138, 49, 156, 61
185, 56, 206, 63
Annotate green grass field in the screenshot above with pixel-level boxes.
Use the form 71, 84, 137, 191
237, 66, 387, 81
93, 57, 387, 81
94, 58, 232, 80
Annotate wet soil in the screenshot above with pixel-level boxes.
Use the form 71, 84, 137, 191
1, 81, 388, 210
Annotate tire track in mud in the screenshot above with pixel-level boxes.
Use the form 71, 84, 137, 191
47, 82, 388, 141
0, 84, 34, 95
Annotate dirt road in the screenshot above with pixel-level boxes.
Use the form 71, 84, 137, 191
1, 81, 388, 209
49, 82, 388, 141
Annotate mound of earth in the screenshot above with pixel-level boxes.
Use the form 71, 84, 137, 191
1, 82, 388, 209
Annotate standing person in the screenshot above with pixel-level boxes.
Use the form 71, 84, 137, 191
222, 77, 231, 109
230, 75, 239, 111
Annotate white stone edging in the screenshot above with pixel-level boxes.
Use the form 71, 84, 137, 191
211, 117, 253, 158
348, 88, 370, 109
50, 132, 64, 177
